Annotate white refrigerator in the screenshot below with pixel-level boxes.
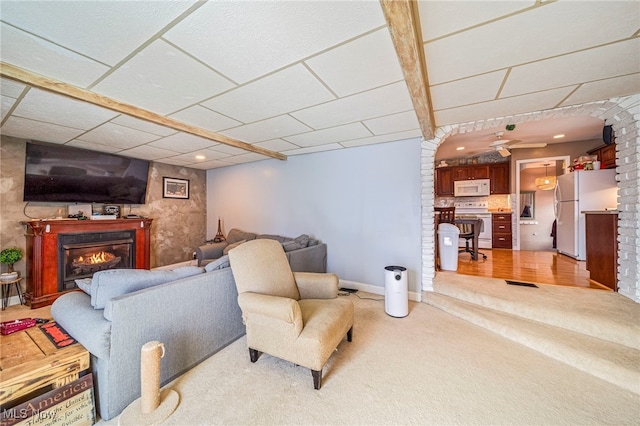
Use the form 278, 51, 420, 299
554, 169, 617, 260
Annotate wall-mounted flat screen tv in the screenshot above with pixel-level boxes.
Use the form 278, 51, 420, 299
23, 141, 150, 204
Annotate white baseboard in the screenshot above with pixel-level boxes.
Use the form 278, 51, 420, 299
338, 279, 422, 302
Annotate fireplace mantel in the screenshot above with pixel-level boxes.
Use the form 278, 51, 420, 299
22, 218, 153, 308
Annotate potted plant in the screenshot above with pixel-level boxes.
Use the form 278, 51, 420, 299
0, 247, 23, 281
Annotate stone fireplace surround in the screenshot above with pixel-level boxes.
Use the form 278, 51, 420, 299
22, 218, 152, 308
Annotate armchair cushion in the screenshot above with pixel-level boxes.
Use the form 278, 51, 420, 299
230, 239, 300, 300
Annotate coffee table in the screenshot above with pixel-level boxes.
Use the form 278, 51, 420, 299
0, 322, 90, 406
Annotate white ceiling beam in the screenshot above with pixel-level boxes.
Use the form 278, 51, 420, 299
0, 62, 287, 161
380, 0, 435, 140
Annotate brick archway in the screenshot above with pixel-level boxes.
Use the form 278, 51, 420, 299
420, 96, 640, 303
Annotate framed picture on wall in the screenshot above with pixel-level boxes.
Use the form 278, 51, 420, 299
163, 177, 189, 199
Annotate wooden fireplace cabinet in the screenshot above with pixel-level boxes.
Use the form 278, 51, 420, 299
21, 218, 153, 308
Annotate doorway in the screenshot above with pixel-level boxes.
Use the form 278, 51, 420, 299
515, 156, 569, 251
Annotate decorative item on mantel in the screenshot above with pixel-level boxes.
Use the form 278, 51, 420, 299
0, 247, 23, 282
213, 218, 226, 243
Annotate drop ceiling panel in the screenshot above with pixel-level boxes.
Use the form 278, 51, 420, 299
561, 74, 640, 106
163, 0, 386, 83
12, 89, 118, 130
0, 23, 109, 87
162, 149, 229, 164
169, 106, 242, 132
435, 87, 575, 126
147, 133, 217, 153
1, 96, 16, 121
341, 130, 422, 148
111, 115, 177, 137
92, 40, 235, 115
0, 1, 198, 66
207, 144, 247, 156
76, 123, 160, 149
362, 111, 421, 135
202, 65, 335, 123
1, 116, 85, 143
66, 140, 122, 153
424, 1, 640, 85
430, 71, 506, 111
119, 144, 179, 161
284, 123, 372, 147
291, 82, 413, 129
0, 79, 26, 98
221, 115, 312, 143
187, 159, 234, 170
284, 143, 344, 156
305, 28, 404, 97
223, 152, 270, 164
502, 39, 640, 97
418, 1, 528, 41
254, 139, 299, 152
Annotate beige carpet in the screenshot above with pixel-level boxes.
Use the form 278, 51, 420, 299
101, 292, 638, 425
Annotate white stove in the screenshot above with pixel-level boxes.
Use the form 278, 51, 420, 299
453, 201, 492, 249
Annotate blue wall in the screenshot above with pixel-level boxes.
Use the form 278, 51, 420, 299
206, 138, 422, 292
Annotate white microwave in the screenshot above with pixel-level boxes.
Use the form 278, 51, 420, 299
454, 179, 490, 197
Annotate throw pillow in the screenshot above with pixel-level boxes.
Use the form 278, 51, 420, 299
282, 240, 304, 252
223, 239, 246, 255
294, 234, 310, 248
75, 278, 92, 295
204, 255, 230, 272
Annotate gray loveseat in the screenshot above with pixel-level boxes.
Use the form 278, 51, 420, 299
197, 228, 327, 273
50, 263, 244, 421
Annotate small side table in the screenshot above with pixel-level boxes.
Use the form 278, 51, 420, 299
1, 277, 24, 310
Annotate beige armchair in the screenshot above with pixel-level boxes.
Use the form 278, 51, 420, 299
228, 239, 354, 389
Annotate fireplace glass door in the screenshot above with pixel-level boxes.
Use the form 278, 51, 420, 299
59, 231, 135, 291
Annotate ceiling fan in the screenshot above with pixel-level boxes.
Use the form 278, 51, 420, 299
489, 131, 547, 157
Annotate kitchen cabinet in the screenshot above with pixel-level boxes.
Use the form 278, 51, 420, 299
489, 162, 510, 194
492, 212, 512, 249
585, 212, 618, 290
435, 167, 454, 196
435, 162, 510, 196
453, 165, 489, 180
587, 143, 616, 169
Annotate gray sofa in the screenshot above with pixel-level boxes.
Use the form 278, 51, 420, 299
197, 228, 327, 273
50, 264, 244, 421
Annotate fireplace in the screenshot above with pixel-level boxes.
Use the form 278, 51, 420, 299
22, 218, 152, 308
58, 231, 136, 291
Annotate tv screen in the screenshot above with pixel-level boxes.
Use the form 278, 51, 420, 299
23, 141, 150, 204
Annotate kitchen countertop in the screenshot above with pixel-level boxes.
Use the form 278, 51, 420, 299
582, 210, 620, 214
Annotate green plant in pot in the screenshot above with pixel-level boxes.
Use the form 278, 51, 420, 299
0, 247, 23, 280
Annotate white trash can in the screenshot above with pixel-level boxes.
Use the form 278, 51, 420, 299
384, 266, 408, 317
438, 223, 460, 271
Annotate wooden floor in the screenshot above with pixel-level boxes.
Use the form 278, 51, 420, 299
455, 248, 611, 291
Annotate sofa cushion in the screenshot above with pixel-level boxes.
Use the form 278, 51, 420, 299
227, 229, 257, 245
75, 278, 92, 295
90, 267, 204, 309
204, 255, 230, 272
294, 234, 310, 247
223, 239, 246, 255
256, 234, 289, 243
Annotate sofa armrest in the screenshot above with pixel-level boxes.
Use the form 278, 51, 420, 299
196, 242, 228, 266
50, 291, 112, 360
294, 272, 338, 299
237, 292, 303, 333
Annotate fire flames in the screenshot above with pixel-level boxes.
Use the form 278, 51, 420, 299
75, 251, 116, 265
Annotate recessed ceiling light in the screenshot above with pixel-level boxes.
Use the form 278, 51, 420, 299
456, 146, 465, 151
195, 155, 206, 160
553, 134, 565, 139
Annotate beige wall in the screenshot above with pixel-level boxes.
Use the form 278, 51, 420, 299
0, 136, 207, 279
